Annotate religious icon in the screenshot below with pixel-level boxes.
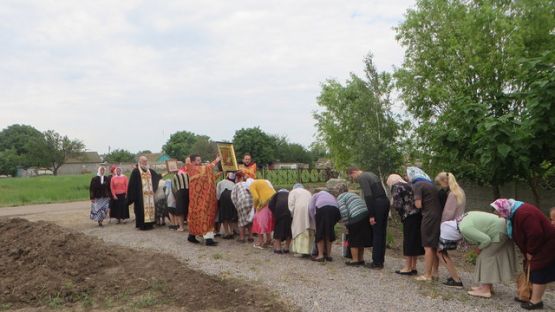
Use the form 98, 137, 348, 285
216, 142, 238, 172
165, 159, 179, 173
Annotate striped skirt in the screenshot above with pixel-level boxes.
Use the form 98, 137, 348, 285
90, 197, 110, 222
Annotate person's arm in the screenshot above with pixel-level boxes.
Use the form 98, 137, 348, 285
460, 224, 492, 250
89, 177, 95, 201
126, 170, 137, 206
337, 197, 349, 223
110, 178, 117, 199
413, 183, 423, 209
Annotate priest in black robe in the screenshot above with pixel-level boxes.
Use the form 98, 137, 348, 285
127, 156, 161, 230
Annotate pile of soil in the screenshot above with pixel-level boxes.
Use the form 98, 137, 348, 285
0, 218, 296, 311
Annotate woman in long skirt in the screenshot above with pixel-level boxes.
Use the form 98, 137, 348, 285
90, 166, 111, 226
109, 167, 129, 223
269, 189, 292, 254
231, 181, 254, 243
458, 211, 517, 298
249, 179, 276, 249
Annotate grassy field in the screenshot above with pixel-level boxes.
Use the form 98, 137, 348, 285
0, 175, 93, 207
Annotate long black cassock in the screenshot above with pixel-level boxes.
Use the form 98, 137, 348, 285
127, 166, 161, 230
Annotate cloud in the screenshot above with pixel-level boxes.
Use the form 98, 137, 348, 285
0, 0, 414, 153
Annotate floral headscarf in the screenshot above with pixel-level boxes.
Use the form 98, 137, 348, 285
386, 174, 407, 187
406, 166, 432, 183
490, 198, 524, 238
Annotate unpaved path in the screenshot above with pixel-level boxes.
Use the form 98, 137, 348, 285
2, 202, 553, 312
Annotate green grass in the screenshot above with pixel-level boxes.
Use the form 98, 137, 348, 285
0, 175, 93, 207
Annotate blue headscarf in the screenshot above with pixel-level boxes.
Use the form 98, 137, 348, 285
406, 166, 432, 184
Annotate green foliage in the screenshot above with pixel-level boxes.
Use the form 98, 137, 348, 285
0, 124, 46, 175
162, 131, 198, 160
29, 130, 85, 175
233, 127, 276, 166
191, 135, 218, 161
314, 54, 403, 176
395, 0, 555, 194
104, 149, 136, 163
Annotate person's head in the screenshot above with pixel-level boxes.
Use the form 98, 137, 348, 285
227, 172, 236, 181
347, 166, 362, 180
292, 183, 304, 190
190, 154, 201, 166
490, 198, 514, 219
436, 172, 464, 204
550, 207, 555, 226
110, 165, 117, 175
138, 156, 148, 169
406, 166, 431, 183
97, 166, 106, 176
115, 167, 122, 176
243, 153, 252, 165
386, 174, 407, 188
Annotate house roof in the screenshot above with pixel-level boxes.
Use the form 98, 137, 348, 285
140, 153, 170, 164
65, 151, 102, 164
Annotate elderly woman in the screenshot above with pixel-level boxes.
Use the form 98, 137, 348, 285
309, 191, 341, 262
89, 166, 111, 227
216, 172, 237, 239
491, 199, 555, 310
336, 183, 372, 266
406, 167, 442, 281
387, 174, 424, 275
458, 211, 517, 298
231, 180, 255, 243
269, 189, 292, 254
435, 172, 466, 288
109, 167, 129, 224
288, 184, 314, 257
249, 179, 276, 249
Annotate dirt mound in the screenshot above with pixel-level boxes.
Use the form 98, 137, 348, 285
0, 218, 296, 311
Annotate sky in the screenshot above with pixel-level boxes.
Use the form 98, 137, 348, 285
0, 0, 414, 154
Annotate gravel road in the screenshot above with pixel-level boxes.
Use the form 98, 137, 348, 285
3, 202, 553, 312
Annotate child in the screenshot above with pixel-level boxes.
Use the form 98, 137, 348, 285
550, 207, 555, 226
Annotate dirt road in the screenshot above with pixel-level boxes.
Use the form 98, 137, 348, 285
2, 202, 552, 311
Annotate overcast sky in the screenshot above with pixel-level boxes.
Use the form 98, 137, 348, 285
0, 0, 414, 154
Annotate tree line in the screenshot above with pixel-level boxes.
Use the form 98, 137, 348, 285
314, 0, 555, 205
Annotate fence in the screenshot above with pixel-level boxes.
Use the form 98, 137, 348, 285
257, 168, 338, 186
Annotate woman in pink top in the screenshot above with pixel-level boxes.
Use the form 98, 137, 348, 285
110, 167, 129, 223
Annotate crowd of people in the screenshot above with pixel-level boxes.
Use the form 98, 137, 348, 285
89, 154, 555, 311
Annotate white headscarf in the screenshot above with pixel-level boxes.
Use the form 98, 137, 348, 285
97, 166, 106, 184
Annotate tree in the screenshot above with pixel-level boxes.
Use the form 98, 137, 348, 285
105, 149, 136, 163
233, 127, 275, 166
395, 0, 555, 197
0, 124, 46, 171
191, 135, 218, 161
30, 130, 85, 175
136, 150, 152, 156
314, 54, 403, 178
162, 131, 198, 159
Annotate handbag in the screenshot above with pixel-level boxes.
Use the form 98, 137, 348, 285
516, 263, 532, 302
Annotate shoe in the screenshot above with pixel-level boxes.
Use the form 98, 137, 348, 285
345, 261, 365, 266
187, 235, 200, 244
415, 275, 433, 282
253, 244, 264, 249
283, 249, 290, 254
205, 239, 218, 246
325, 256, 333, 262
215, 233, 222, 237
467, 290, 491, 298
443, 278, 464, 288
311, 257, 325, 262
521, 301, 543, 310
514, 297, 529, 304
411, 270, 418, 275
273, 249, 283, 254
395, 270, 415, 276
366, 262, 384, 270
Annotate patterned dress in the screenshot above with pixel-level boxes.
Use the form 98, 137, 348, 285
187, 164, 218, 236
231, 182, 254, 228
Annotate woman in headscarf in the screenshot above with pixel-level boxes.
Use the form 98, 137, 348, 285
269, 189, 292, 254
154, 180, 168, 226
231, 179, 255, 243
406, 166, 442, 281
387, 174, 424, 276
288, 183, 314, 257
458, 211, 517, 298
89, 166, 111, 227
435, 172, 466, 288
109, 167, 129, 224
309, 190, 341, 262
336, 182, 372, 266
249, 179, 276, 249
491, 199, 555, 310
216, 172, 237, 239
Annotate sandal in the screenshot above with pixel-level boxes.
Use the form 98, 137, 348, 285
467, 290, 491, 298
311, 257, 325, 262
253, 244, 264, 250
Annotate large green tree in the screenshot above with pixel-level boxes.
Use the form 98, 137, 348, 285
191, 135, 218, 161
29, 130, 85, 175
233, 127, 275, 166
162, 131, 199, 160
314, 54, 403, 178
105, 149, 136, 163
0, 124, 47, 174
395, 0, 555, 198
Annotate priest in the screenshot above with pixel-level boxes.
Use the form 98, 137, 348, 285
237, 153, 257, 181
127, 155, 161, 230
